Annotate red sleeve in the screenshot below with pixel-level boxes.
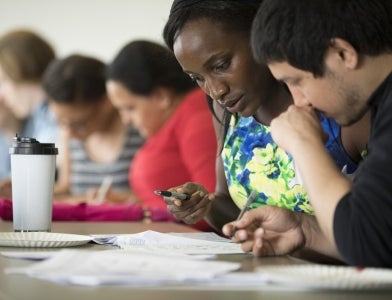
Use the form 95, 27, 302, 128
174, 90, 217, 192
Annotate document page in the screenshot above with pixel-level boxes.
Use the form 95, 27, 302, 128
6, 249, 245, 286
92, 230, 244, 255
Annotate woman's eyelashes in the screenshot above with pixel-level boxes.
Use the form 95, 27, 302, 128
186, 58, 231, 87
212, 59, 230, 73
188, 74, 204, 84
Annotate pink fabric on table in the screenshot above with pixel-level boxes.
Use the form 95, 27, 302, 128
148, 206, 177, 222
0, 198, 144, 222
0, 198, 12, 220
85, 203, 143, 221
52, 202, 87, 221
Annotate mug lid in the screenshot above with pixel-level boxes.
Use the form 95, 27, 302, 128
9, 135, 58, 155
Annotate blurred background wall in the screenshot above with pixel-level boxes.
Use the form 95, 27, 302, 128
0, 0, 173, 62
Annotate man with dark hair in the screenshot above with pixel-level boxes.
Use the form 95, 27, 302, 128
223, 0, 392, 267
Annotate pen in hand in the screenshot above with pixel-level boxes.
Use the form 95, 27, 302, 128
230, 190, 258, 238
94, 176, 113, 204
154, 190, 190, 200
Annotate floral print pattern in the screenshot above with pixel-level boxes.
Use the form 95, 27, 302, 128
222, 115, 357, 215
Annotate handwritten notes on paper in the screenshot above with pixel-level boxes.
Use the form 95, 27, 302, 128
93, 230, 244, 255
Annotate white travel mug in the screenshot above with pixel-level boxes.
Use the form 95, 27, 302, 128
10, 136, 58, 232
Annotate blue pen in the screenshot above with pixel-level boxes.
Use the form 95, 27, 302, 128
154, 190, 190, 200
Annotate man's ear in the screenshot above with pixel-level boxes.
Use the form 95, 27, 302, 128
329, 38, 360, 70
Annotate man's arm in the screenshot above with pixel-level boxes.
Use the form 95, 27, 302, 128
270, 105, 352, 248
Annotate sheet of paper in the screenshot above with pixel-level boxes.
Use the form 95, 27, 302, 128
168, 232, 233, 242
1, 232, 234, 261
5, 249, 243, 286
1, 251, 56, 260
92, 230, 244, 255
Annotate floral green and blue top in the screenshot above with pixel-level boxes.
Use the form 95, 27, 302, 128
222, 115, 357, 215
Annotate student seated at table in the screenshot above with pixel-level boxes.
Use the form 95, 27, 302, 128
106, 40, 217, 230
223, 0, 392, 268
43, 54, 144, 203
0, 103, 21, 182
0, 29, 59, 196
161, 0, 369, 234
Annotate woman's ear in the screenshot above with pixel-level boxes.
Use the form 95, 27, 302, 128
329, 38, 360, 70
150, 87, 172, 109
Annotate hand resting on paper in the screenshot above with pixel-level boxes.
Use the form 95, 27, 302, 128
164, 182, 213, 224
222, 205, 307, 257
222, 204, 344, 264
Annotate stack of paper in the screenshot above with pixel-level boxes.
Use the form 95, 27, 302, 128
3, 231, 261, 287
5, 249, 246, 286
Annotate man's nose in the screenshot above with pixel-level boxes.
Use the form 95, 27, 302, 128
289, 87, 308, 107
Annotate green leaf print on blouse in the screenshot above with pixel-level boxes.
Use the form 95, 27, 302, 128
222, 115, 313, 215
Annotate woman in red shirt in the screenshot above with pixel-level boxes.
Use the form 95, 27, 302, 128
107, 40, 217, 231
